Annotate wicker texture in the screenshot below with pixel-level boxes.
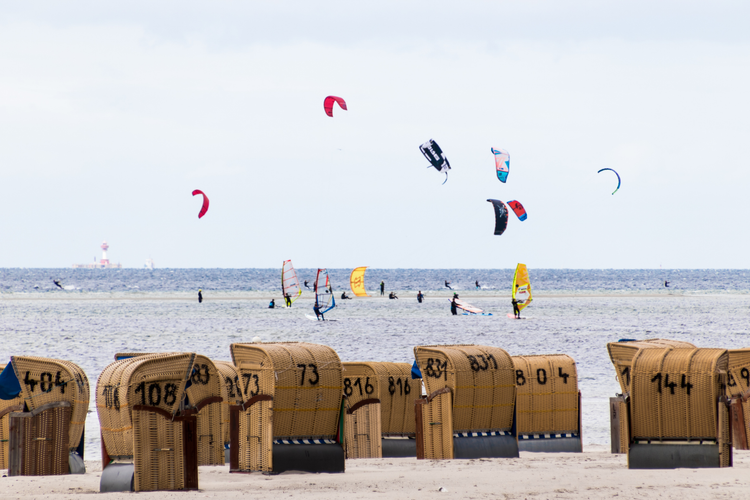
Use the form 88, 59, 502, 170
231, 342, 343, 440
235, 362, 275, 472
0, 363, 24, 470
96, 353, 195, 458
512, 354, 579, 435
184, 356, 224, 466
419, 391, 453, 459
132, 409, 185, 491
344, 401, 382, 459
10, 404, 71, 476
414, 345, 515, 433
630, 348, 728, 440
214, 361, 242, 446
607, 339, 697, 395
11, 356, 89, 452
725, 349, 750, 449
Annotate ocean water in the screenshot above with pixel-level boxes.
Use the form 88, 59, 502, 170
1, 268, 749, 461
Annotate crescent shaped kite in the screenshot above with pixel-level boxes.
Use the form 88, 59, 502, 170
597, 168, 621, 195
486, 199, 509, 235
507, 200, 527, 221
491, 148, 510, 183
192, 190, 209, 219
324, 96, 347, 117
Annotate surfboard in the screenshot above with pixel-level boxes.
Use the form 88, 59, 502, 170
305, 314, 337, 322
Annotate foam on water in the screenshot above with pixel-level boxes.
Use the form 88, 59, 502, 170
1, 268, 749, 461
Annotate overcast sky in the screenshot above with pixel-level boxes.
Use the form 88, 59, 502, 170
1, 1, 749, 269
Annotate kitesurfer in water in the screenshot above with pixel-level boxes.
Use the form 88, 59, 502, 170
417, 291, 424, 303
389, 291, 399, 299
313, 303, 324, 321
53, 279, 63, 290
341, 291, 351, 300
198, 289, 203, 303
380, 281, 385, 296
445, 280, 453, 290
304, 280, 311, 289
450, 297, 458, 315
475, 280, 480, 290
664, 280, 670, 288
284, 293, 292, 307
268, 299, 275, 309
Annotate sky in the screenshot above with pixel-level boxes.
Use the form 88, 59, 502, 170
1, 1, 749, 269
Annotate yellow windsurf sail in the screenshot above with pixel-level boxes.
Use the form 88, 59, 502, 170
350, 267, 369, 297
512, 263, 533, 312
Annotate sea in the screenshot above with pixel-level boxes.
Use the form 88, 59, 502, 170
1, 268, 749, 461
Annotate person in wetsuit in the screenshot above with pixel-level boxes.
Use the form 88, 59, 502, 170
198, 289, 203, 303
475, 280, 480, 290
389, 291, 399, 299
313, 303, 324, 321
284, 292, 292, 307
417, 291, 424, 303
450, 297, 458, 315
380, 281, 385, 296
304, 280, 311, 289
664, 280, 670, 287
268, 299, 275, 309
53, 279, 63, 289
445, 280, 453, 290
341, 291, 351, 300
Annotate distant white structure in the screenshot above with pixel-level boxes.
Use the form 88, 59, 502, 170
72, 240, 122, 269
145, 258, 155, 270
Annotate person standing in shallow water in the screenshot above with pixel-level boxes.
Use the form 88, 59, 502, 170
450, 296, 458, 315
198, 289, 203, 303
417, 291, 424, 303
380, 281, 385, 296
284, 292, 292, 307
512, 284, 520, 318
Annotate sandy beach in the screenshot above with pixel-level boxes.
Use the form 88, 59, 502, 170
2, 448, 749, 499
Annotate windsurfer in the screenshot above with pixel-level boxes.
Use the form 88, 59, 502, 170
512, 285, 520, 318
417, 291, 424, 303
445, 280, 453, 290
450, 297, 458, 315
198, 289, 203, 303
269, 299, 275, 309
284, 293, 292, 307
380, 281, 385, 296
313, 303, 324, 321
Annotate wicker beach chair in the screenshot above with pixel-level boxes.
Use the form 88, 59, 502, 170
722, 349, 750, 450
214, 361, 242, 462
606, 339, 696, 453
624, 347, 732, 468
97, 352, 220, 492
341, 362, 383, 459
6, 356, 89, 476
512, 354, 582, 452
229, 342, 345, 473
413, 344, 518, 460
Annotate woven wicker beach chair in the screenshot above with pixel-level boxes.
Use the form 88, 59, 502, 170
5, 356, 89, 476
623, 347, 732, 468
606, 338, 697, 453
512, 354, 582, 452
229, 342, 345, 473
341, 361, 419, 458
413, 344, 518, 460
97, 352, 221, 492
214, 361, 242, 462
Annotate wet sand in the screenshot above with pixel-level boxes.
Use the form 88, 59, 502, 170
3, 448, 750, 499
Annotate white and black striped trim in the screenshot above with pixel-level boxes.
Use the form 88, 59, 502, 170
519, 433, 579, 440
273, 438, 337, 445
453, 431, 511, 438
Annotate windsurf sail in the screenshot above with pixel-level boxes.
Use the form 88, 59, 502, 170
315, 268, 336, 314
450, 298, 484, 314
281, 260, 302, 304
349, 266, 369, 297
512, 263, 533, 312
